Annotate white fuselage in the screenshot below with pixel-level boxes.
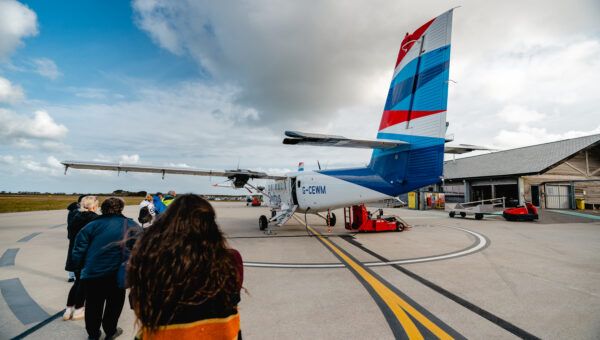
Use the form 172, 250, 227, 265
264, 170, 391, 213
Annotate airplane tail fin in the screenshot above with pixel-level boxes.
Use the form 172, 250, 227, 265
370, 9, 454, 192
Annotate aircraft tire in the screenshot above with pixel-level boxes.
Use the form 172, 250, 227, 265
327, 213, 336, 227
259, 215, 268, 230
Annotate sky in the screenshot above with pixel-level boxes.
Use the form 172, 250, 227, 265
0, 0, 599, 194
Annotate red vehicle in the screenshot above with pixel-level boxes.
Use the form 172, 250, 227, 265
251, 198, 261, 206
344, 205, 407, 232
503, 203, 538, 221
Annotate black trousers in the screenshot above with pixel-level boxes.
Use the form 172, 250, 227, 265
66, 271, 85, 308
83, 272, 125, 338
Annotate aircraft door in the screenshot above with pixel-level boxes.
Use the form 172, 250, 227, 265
291, 177, 298, 205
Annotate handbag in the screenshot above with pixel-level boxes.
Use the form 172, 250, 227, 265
117, 218, 130, 289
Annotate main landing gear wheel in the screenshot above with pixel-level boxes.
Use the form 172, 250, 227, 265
327, 213, 337, 227
259, 215, 268, 231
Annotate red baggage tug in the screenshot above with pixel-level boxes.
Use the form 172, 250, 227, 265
503, 203, 538, 221
344, 205, 408, 232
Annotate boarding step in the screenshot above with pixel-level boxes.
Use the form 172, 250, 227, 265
270, 205, 297, 226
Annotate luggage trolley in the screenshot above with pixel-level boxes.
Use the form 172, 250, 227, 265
446, 197, 505, 220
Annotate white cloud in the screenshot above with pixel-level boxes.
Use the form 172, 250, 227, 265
41, 140, 68, 151
130, 0, 600, 134
133, 0, 184, 55
119, 154, 140, 164
15, 155, 62, 176
497, 105, 545, 124
0, 109, 68, 146
0, 155, 14, 164
71, 87, 110, 99
0, 76, 24, 104
493, 125, 600, 149
0, 0, 38, 59
31, 58, 61, 79
166, 162, 191, 168
46, 155, 63, 169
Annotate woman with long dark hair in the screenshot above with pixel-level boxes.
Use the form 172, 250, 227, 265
128, 194, 243, 340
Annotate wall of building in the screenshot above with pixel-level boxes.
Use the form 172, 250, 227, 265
521, 148, 600, 208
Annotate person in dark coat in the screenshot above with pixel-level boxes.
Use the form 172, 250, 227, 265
64, 196, 98, 321
72, 197, 142, 340
66, 194, 86, 282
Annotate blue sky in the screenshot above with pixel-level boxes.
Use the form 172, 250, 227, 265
8, 1, 199, 105
0, 0, 599, 194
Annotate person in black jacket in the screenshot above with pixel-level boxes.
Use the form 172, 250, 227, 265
66, 194, 86, 282
63, 196, 98, 321
72, 197, 142, 340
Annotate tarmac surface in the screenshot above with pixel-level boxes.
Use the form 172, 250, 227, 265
1, 202, 599, 339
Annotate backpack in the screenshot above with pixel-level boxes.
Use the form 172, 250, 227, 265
138, 206, 152, 225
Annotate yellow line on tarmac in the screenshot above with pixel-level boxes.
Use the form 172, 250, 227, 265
295, 216, 454, 340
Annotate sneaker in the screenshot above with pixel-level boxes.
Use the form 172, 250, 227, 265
105, 327, 123, 340
72, 307, 85, 320
62, 307, 73, 321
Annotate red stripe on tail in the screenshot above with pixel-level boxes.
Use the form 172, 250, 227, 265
395, 18, 435, 68
379, 110, 445, 131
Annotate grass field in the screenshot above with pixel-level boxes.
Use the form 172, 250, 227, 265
0, 194, 145, 213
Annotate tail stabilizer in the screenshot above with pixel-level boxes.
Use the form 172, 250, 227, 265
370, 9, 454, 192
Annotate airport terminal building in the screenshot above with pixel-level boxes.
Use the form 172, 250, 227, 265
441, 134, 600, 209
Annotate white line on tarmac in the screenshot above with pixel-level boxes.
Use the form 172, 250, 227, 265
243, 226, 488, 269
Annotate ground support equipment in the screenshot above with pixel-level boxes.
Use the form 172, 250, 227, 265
343, 205, 408, 232
503, 203, 538, 221
446, 198, 505, 220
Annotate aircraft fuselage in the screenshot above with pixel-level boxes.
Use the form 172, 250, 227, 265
264, 170, 391, 213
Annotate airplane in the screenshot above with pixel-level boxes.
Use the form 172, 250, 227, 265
62, 9, 480, 231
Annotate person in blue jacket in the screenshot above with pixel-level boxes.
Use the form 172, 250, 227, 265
152, 192, 167, 215
72, 197, 141, 340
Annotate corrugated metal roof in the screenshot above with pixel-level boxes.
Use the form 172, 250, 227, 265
443, 134, 600, 180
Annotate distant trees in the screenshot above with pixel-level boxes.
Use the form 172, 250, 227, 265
112, 189, 147, 197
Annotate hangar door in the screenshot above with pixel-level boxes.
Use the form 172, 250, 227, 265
470, 179, 518, 206
546, 185, 570, 209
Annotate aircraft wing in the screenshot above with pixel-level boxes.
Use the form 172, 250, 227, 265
444, 144, 492, 154
61, 161, 287, 180
283, 130, 409, 149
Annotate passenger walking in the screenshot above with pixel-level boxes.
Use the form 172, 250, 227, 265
63, 196, 99, 321
139, 194, 156, 218
72, 197, 142, 340
162, 190, 176, 206
152, 192, 167, 214
128, 194, 244, 339
66, 194, 86, 282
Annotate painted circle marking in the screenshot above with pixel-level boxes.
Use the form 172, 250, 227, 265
242, 225, 488, 268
